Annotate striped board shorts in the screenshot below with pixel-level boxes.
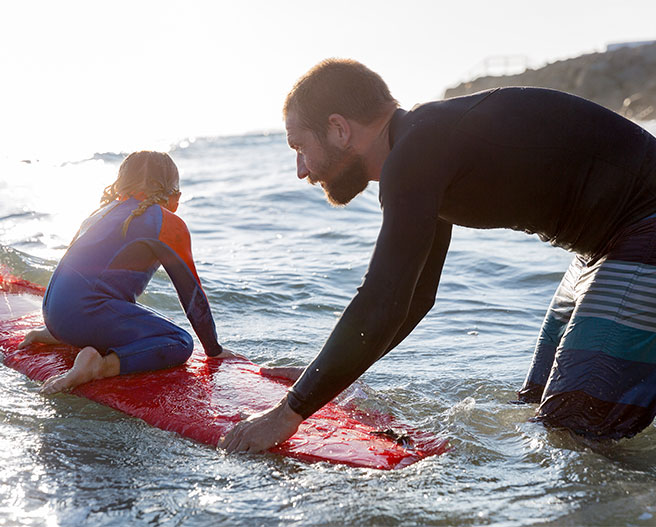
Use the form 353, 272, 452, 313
518, 215, 656, 440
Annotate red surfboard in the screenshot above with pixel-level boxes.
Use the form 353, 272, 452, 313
0, 271, 448, 469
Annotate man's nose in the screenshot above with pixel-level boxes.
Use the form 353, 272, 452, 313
297, 153, 309, 180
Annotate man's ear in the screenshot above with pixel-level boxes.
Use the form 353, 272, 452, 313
326, 114, 351, 148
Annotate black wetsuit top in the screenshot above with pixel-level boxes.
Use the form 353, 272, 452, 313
287, 87, 656, 419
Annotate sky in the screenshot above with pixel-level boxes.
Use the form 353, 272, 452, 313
1, 0, 655, 161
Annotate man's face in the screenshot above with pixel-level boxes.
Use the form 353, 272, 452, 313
286, 111, 369, 206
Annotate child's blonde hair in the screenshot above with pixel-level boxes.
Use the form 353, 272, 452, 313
100, 151, 180, 236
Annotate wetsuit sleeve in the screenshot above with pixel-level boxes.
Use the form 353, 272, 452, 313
157, 209, 224, 356
381, 219, 452, 355
287, 146, 448, 419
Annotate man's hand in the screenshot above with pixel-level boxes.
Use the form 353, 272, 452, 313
259, 366, 304, 382
217, 397, 304, 453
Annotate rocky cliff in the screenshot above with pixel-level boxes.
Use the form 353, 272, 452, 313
444, 42, 656, 121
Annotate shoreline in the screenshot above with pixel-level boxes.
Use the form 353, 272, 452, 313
445, 41, 656, 121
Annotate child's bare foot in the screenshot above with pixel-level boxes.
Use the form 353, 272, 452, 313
18, 326, 60, 349
40, 347, 120, 394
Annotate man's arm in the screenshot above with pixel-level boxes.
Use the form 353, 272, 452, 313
255, 221, 451, 379
285, 179, 442, 419
218, 157, 446, 451
380, 219, 452, 356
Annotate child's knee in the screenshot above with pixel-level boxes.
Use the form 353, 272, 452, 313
170, 331, 194, 364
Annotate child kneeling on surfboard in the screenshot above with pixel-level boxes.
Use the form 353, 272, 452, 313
19, 151, 236, 393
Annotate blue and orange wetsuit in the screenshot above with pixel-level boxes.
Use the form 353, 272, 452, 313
43, 198, 223, 374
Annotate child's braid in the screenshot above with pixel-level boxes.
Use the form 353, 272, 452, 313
96, 151, 180, 237
120, 190, 170, 237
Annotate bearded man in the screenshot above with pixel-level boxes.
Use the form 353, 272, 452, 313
219, 58, 656, 452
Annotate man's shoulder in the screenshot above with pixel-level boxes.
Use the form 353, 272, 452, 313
380, 94, 497, 201
413, 88, 499, 116
393, 89, 499, 145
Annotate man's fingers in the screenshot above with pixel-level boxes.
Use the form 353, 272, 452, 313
222, 436, 250, 454
217, 430, 237, 450
218, 422, 268, 454
217, 399, 301, 455
218, 422, 248, 452
259, 366, 303, 381
222, 436, 238, 453
226, 433, 247, 453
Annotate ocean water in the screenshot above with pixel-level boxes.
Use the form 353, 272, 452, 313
1, 123, 656, 527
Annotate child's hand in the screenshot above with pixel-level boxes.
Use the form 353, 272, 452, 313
214, 348, 247, 360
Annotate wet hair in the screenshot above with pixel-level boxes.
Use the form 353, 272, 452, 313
283, 58, 398, 139
100, 151, 180, 236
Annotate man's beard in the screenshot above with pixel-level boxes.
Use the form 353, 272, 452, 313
308, 144, 369, 206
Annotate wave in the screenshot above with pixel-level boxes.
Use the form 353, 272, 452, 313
0, 245, 54, 287
55, 131, 287, 166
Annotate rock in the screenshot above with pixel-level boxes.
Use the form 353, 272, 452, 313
444, 42, 656, 121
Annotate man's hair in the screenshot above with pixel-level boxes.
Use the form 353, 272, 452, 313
283, 58, 398, 138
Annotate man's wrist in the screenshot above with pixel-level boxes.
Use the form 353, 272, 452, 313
286, 389, 314, 420
281, 395, 305, 425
